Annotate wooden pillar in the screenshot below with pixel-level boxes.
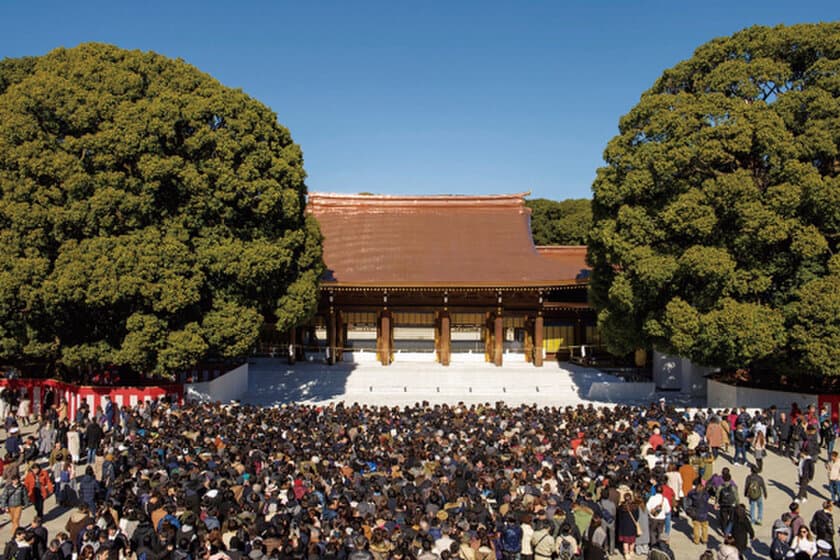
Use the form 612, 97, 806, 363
440, 311, 451, 366
494, 313, 503, 367
327, 311, 337, 365
575, 317, 585, 350
534, 315, 544, 367
339, 316, 348, 362
484, 314, 493, 362
524, 318, 533, 364
377, 311, 392, 366
288, 327, 296, 365
295, 327, 305, 361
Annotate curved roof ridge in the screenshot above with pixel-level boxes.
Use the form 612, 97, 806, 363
308, 191, 531, 209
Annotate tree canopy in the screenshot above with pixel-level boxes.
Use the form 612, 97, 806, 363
526, 198, 592, 245
589, 23, 840, 376
0, 43, 323, 378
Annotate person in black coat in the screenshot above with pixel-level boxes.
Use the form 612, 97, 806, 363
615, 494, 639, 559
77, 466, 101, 514
42, 539, 63, 560
730, 503, 755, 556
27, 517, 48, 560
809, 501, 835, 558
778, 413, 793, 457
686, 480, 712, 545
84, 421, 103, 465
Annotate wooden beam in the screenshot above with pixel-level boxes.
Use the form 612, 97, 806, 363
534, 315, 544, 367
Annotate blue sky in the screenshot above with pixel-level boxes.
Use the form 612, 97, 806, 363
1, 1, 836, 200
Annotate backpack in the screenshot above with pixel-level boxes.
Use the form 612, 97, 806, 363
599, 504, 614, 524
648, 547, 670, 560
557, 539, 574, 560
501, 524, 521, 552
718, 483, 736, 507
746, 477, 762, 501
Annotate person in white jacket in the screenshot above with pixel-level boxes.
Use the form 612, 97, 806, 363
646, 484, 672, 547
66, 424, 81, 464
827, 450, 840, 505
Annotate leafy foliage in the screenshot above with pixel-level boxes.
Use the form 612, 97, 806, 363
527, 198, 592, 245
589, 23, 840, 375
0, 43, 323, 377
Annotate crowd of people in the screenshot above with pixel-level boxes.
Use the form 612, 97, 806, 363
0, 390, 839, 560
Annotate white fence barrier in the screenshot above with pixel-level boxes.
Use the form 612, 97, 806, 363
185, 363, 249, 403
706, 379, 818, 410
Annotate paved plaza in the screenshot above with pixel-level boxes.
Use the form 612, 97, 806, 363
1, 376, 831, 559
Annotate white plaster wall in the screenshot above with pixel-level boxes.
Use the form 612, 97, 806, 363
681, 359, 714, 397
185, 363, 249, 403
653, 351, 713, 396
706, 379, 818, 410
587, 382, 656, 401
653, 351, 682, 390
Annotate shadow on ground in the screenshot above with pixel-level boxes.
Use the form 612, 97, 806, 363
244, 358, 356, 405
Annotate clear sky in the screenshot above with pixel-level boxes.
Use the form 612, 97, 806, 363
0, 1, 836, 200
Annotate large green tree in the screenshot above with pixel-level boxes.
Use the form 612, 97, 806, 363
527, 198, 592, 245
0, 43, 323, 378
589, 23, 840, 375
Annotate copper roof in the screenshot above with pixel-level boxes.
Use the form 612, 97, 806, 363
308, 193, 590, 288
536, 246, 589, 276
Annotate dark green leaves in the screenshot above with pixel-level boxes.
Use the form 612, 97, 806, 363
590, 23, 840, 375
0, 43, 323, 377
526, 198, 592, 245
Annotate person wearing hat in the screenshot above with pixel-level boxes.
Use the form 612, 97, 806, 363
770, 526, 791, 560
5, 425, 22, 457
814, 539, 833, 560
23, 462, 54, 519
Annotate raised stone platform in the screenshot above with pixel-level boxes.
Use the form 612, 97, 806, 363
240, 358, 672, 407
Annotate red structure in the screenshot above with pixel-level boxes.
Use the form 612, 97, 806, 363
819, 394, 840, 423
0, 378, 182, 419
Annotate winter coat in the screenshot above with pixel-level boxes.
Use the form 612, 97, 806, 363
85, 422, 104, 450
730, 508, 754, 552
77, 474, 100, 509
686, 489, 712, 522
616, 505, 639, 540
706, 422, 725, 449
23, 469, 54, 501
0, 482, 29, 508
67, 430, 81, 460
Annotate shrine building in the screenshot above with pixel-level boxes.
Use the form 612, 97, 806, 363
274, 192, 600, 366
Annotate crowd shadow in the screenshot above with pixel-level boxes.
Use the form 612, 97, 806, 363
42, 503, 72, 523
748, 538, 771, 559
768, 479, 796, 499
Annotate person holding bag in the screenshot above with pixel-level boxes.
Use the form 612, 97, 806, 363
616, 493, 640, 560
